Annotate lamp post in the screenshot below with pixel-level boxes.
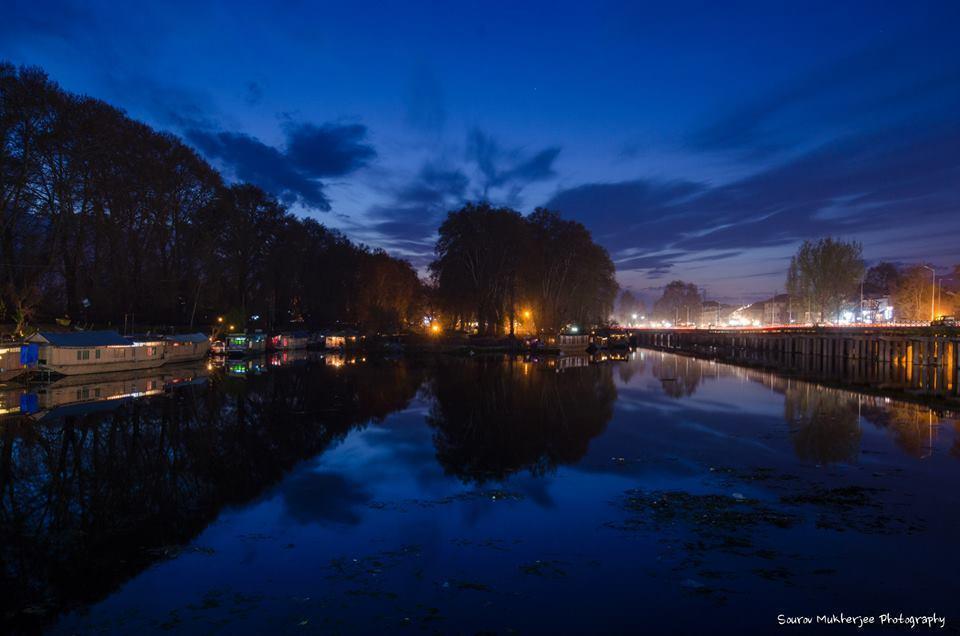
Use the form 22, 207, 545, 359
921, 265, 935, 322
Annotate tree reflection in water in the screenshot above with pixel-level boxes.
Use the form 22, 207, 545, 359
425, 355, 617, 483
649, 352, 703, 398
860, 401, 937, 459
0, 356, 424, 633
0, 351, 956, 631
783, 384, 862, 464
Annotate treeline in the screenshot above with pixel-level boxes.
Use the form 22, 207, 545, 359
430, 203, 618, 335
0, 63, 422, 334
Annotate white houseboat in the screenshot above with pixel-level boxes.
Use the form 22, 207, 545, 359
28, 331, 166, 376
225, 332, 267, 356
163, 333, 211, 362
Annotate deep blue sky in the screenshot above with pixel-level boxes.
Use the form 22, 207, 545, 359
4, 0, 958, 303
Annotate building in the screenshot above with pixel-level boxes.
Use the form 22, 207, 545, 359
700, 301, 722, 327
762, 294, 796, 325
28, 331, 165, 376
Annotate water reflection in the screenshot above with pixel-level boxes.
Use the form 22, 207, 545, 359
0, 350, 957, 632
0, 354, 423, 633
636, 349, 956, 463
784, 384, 861, 464
425, 355, 616, 483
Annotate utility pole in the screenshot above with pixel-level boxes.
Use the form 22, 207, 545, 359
921, 265, 936, 321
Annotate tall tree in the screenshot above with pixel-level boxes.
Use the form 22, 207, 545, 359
786, 238, 865, 322
652, 281, 701, 324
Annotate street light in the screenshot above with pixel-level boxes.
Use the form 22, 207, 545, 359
921, 265, 936, 321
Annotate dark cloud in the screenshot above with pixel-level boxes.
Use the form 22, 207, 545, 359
548, 118, 960, 277
362, 163, 470, 261
185, 129, 331, 209
466, 128, 561, 197
284, 122, 377, 177
185, 122, 376, 211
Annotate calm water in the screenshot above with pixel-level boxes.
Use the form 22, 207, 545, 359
2, 350, 959, 634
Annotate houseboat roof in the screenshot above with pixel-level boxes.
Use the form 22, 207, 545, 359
29, 331, 130, 347
165, 333, 209, 344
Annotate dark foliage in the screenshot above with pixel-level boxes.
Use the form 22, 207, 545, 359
0, 63, 422, 334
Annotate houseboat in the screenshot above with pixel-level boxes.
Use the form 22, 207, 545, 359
28, 331, 166, 376
539, 332, 592, 353
1, 343, 35, 382
270, 331, 311, 350
323, 331, 360, 350
225, 332, 267, 356
163, 333, 211, 362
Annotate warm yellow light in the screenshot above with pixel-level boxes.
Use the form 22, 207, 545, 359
229, 325, 235, 331
430, 323, 441, 334
217, 316, 224, 323
523, 309, 532, 319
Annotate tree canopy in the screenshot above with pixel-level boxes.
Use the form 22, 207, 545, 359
652, 281, 701, 324
430, 203, 617, 335
786, 238, 865, 322
0, 63, 422, 334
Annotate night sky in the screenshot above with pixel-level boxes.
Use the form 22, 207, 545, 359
4, 1, 958, 304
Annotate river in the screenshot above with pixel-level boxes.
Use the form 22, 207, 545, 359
2, 350, 958, 633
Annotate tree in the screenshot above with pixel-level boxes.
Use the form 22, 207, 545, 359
0, 61, 424, 334
430, 204, 617, 335
786, 238, 865, 323
864, 262, 901, 296
652, 281, 701, 324
617, 289, 645, 324
892, 265, 935, 321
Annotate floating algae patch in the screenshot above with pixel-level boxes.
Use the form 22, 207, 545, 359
519, 559, 568, 578
614, 490, 799, 534
780, 485, 925, 535
609, 489, 803, 598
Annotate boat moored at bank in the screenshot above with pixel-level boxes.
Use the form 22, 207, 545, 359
225, 332, 267, 356
270, 331, 311, 350
28, 331, 166, 376
162, 332, 211, 362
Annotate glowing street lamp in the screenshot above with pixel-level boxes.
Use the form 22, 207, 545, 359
430, 322, 441, 334
522, 309, 532, 320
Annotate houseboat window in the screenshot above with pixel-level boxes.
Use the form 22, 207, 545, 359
77, 350, 90, 360
95, 349, 101, 359
76, 350, 82, 361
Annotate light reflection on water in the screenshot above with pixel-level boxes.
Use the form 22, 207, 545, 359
1, 350, 958, 633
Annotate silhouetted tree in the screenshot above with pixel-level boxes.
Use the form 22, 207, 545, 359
786, 238, 865, 322
652, 281, 701, 324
